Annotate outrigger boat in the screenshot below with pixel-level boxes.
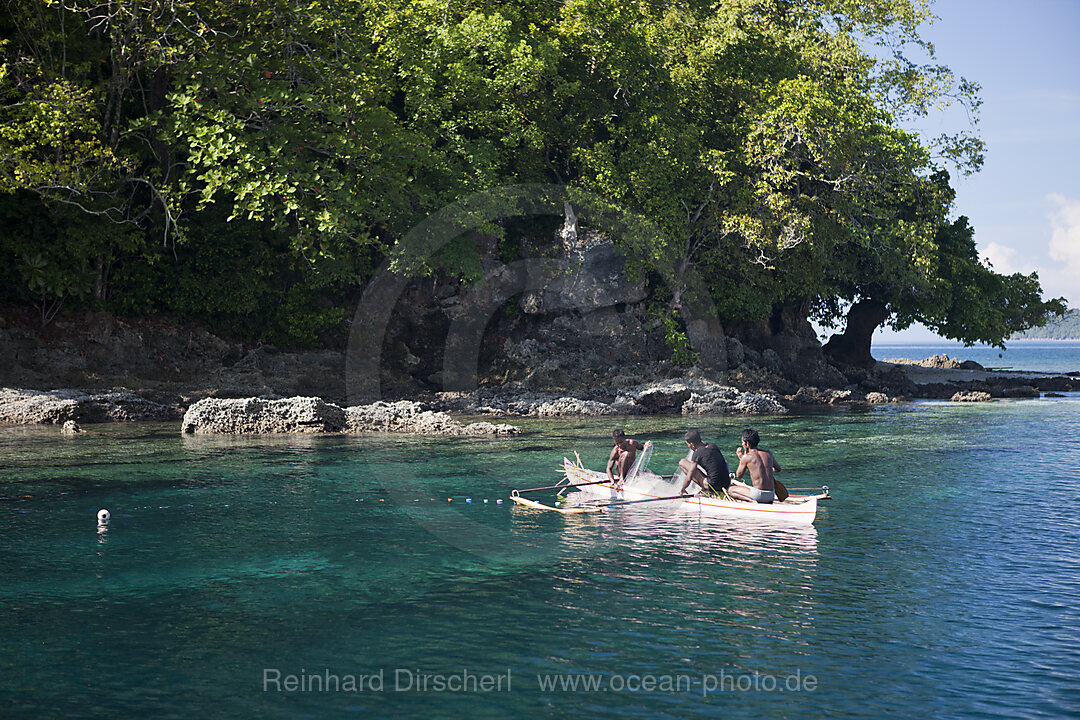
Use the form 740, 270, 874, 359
510, 454, 827, 526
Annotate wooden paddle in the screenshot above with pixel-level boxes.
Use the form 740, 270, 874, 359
773, 478, 789, 502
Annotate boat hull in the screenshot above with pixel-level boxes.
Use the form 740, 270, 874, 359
562, 459, 818, 526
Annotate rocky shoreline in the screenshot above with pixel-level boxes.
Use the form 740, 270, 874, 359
2, 303, 1077, 434
2, 358, 1077, 435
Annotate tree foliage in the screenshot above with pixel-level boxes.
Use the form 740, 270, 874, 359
0, 0, 1063, 352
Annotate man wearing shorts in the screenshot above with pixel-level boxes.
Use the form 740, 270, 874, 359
730, 428, 778, 503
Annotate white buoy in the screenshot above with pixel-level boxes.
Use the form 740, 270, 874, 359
97, 509, 111, 524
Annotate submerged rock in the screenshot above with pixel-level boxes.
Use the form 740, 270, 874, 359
61, 420, 82, 434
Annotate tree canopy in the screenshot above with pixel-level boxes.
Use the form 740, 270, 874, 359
0, 0, 1065, 352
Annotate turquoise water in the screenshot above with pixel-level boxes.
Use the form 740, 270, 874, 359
3, 401, 1080, 719
873, 340, 1080, 373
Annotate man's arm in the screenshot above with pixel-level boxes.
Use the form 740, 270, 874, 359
606, 447, 618, 482
630, 439, 645, 451
678, 460, 698, 494
767, 449, 781, 472
735, 453, 750, 480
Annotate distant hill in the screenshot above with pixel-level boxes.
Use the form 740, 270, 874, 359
1013, 309, 1080, 339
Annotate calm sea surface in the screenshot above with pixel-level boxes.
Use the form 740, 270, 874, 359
873, 340, 1080, 373
3, 400, 1080, 717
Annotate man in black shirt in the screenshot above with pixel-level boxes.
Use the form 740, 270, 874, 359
677, 429, 730, 498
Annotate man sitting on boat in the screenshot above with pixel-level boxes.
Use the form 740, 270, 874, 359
607, 428, 646, 489
729, 428, 778, 503
677, 429, 731, 498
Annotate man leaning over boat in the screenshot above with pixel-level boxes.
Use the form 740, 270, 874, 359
677, 429, 731, 498
606, 428, 645, 489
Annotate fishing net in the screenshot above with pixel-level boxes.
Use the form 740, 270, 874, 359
625, 440, 654, 480
620, 443, 700, 498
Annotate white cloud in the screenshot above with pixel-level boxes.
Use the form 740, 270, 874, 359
1048, 194, 1080, 270
970, 197, 1080, 307
979, 241, 1023, 274
1029, 194, 1080, 306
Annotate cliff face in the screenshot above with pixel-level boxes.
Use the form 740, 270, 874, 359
0, 263, 845, 405
374, 219, 846, 398
0, 307, 349, 402
381, 233, 670, 397
0, 223, 848, 403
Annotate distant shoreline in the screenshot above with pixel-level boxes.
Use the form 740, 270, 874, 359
873, 338, 1080, 347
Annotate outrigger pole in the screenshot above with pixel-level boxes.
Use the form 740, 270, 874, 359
512, 478, 611, 495
582, 494, 694, 509
509, 489, 696, 514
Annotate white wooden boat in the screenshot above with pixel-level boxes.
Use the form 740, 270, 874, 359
558, 457, 821, 526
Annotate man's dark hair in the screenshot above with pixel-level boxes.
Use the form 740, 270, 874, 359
612, 428, 626, 440
684, 429, 702, 445
741, 429, 760, 448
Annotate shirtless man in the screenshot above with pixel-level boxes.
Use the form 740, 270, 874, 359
606, 428, 646, 488
730, 428, 778, 503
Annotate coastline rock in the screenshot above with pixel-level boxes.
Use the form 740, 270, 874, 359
1031, 376, 1079, 392
346, 400, 519, 435
958, 360, 985, 371
530, 397, 617, 417
884, 354, 963, 369
682, 389, 787, 415
732, 393, 789, 415
950, 391, 992, 403
61, 420, 82, 434
181, 397, 520, 435
0, 387, 178, 425
633, 385, 692, 413
0, 388, 79, 424
520, 239, 647, 314
1001, 386, 1039, 398
611, 395, 645, 414
787, 387, 838, 406
182, 396, 347, 434
783, 386, 892, 406
429, 377, 792, 417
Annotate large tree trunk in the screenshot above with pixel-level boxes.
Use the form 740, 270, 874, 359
823, 299, 889, 368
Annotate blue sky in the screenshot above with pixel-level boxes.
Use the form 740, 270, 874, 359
859, 0, 1080, 344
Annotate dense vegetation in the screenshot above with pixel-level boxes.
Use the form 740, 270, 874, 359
1014, 309, 1080, 340
0, 0, 1066, 356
